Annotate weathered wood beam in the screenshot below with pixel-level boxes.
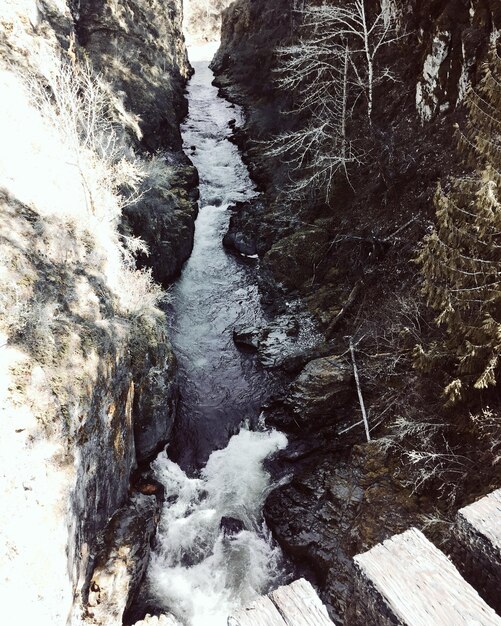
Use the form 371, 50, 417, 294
452, 488, 501, 613
352, 527, 501, 626
228, 578, 335, 626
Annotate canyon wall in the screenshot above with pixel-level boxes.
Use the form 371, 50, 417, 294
0, 1, 195, 623
213, 0, 501, 622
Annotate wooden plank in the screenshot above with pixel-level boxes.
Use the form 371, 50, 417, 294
458, 488, 501, 553
228, 578, 335, 626
228, 595, 288, 626
269, 578, 334, 626
454, 488, 501, 613
354, 527, 501, 626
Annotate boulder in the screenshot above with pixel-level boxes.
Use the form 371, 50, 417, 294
123, 163, 199, 288
257, 315, 301, 367
232, 325, 264, 351
220, 516, 247, 536
130, 317, 179, 464
223, 226, 258, 257
223, 199, 267, 257
283, 356, 353, 429
87, 493, 161, 625
223, 202, 259, 256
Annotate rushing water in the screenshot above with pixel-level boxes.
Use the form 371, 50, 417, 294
144, 45, 289, 624
166, 44, 277, 472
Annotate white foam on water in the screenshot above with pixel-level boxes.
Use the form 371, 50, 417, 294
144, 38, 289, 625
147, 428, 288, 625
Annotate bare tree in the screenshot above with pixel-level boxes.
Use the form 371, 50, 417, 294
184, 0, 234, 43
266, 0, 403, 197
298, 0, 402, 118
266, 29, 360, 194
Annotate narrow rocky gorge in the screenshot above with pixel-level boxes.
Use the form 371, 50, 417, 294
211, 0, 501, 622
1, 1, 501, 625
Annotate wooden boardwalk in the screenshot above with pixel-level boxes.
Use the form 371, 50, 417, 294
227, 578, 334, 626
229, 490, 501, 625
454, 488, 501, 613
353, 527, 501, 626
458, 488, 501, 556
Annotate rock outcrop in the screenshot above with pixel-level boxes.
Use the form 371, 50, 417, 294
213, 1, 501, 624
75, 0, 191, 152
72, 0, 200, 286
87, 494, 161, 625
123, 163, 199, 287
280, 356, 353, 430
0, 2, 196, 624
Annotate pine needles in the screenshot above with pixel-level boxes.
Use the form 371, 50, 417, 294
416, 44, 501, 403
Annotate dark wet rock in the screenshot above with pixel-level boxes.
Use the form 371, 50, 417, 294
223, 199, 263, 256
264, 445, 423, 623
220, 516, 246, 536
137, 482, 163, 497
76, 0, 191, 152
68, 316, 178, 599
123, 163, 199, 287
224, 198, 273, 254
268, 435, 324, 466
222, 198, 304, 272
258, 328, 297, 368
129, 317, 179, 463
87, 493, 161, 625
285, 356, 353, 424
223, 225, 258, 257
264, 356, 353, 433
233, 325, 264, 351
274, 343, 336, 376
257, 313, 320, 370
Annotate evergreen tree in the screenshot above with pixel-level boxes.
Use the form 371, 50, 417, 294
416, 45, 501, 403
265, 0, 401, 197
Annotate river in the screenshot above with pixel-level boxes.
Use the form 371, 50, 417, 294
142, 44, 289, 625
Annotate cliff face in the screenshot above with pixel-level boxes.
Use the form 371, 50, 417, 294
74, 0, 190, 152
213, 0, 501, 622
0, 2, 194, 624
70, 0, 199, 287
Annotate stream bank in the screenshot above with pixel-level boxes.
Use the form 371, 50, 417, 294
0, 3, 199, 624
211, 0, 501, 622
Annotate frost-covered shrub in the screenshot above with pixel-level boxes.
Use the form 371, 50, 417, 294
26, 48, 164, 319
